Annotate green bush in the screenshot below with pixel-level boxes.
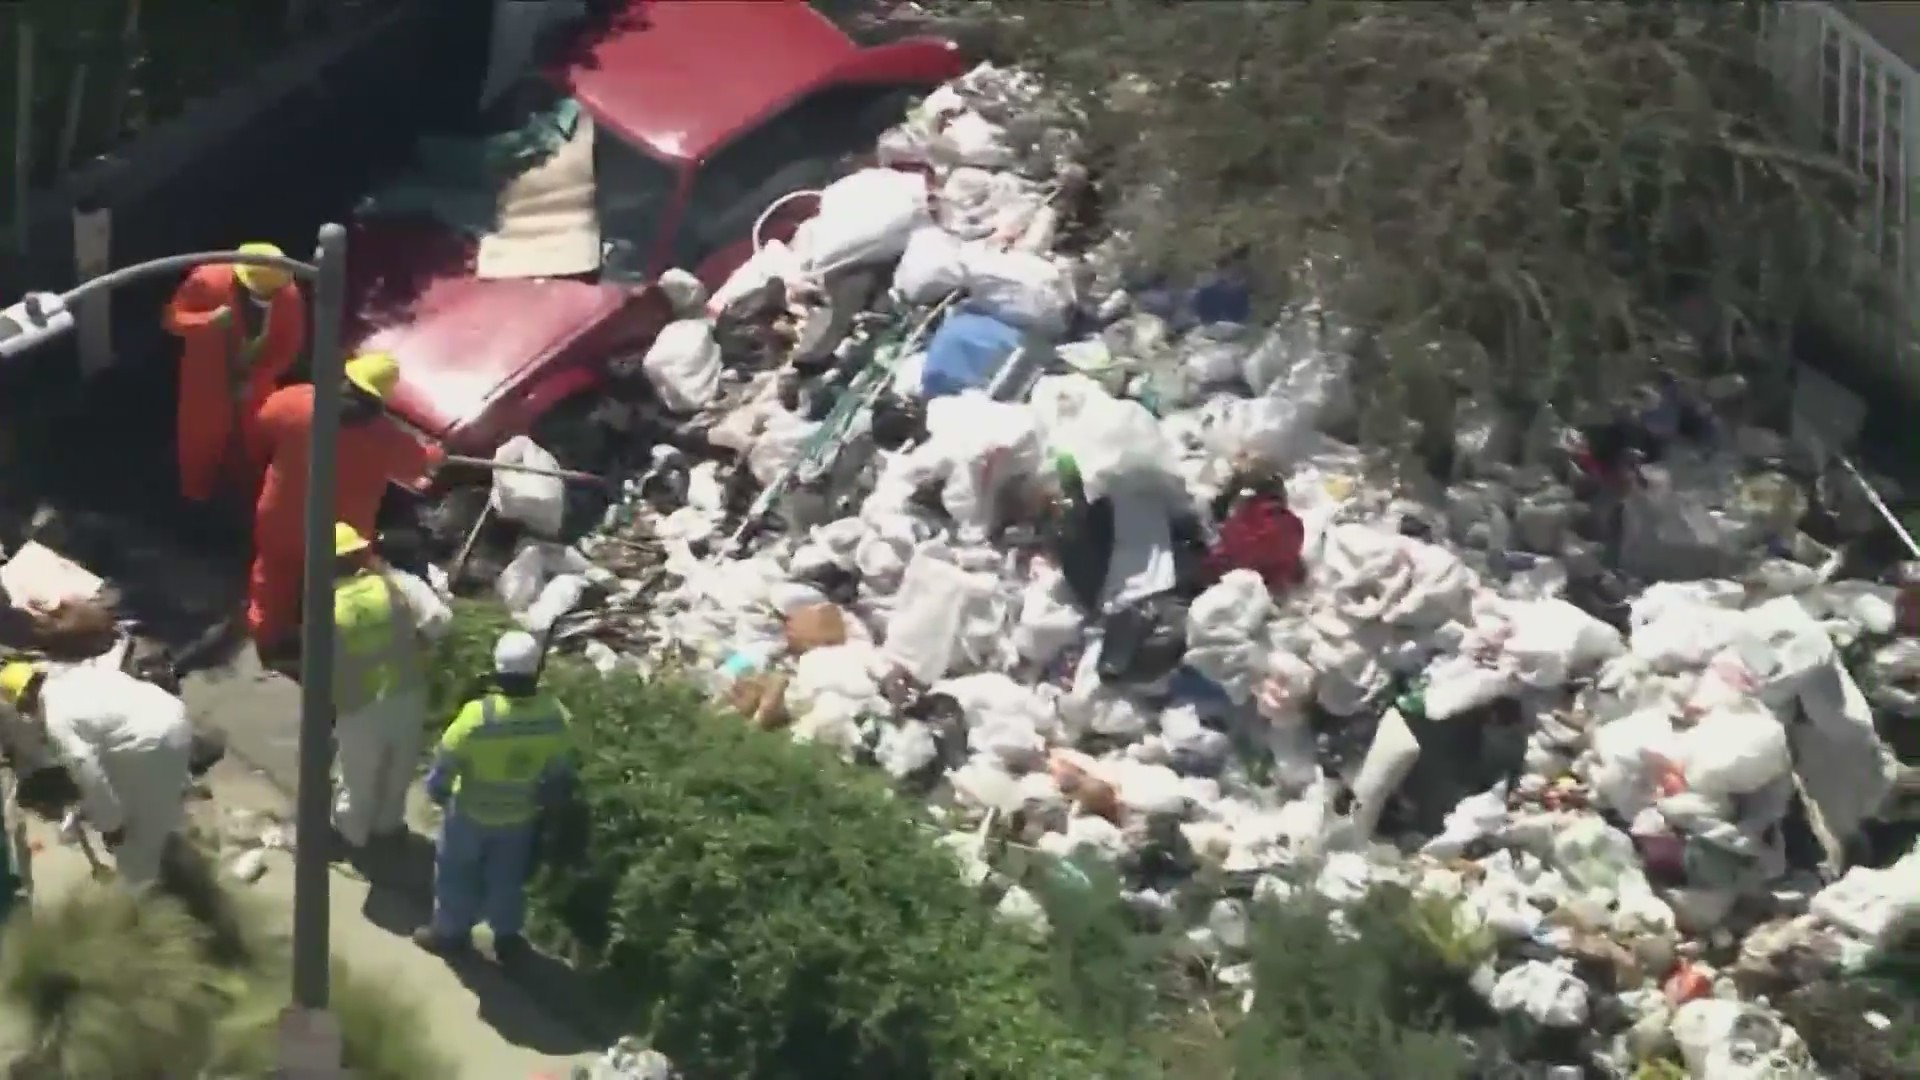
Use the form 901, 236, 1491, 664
0, 860, 456, 1079
519, 658, 1120, 1079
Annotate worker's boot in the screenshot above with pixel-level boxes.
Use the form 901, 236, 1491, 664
411, 926, 471, 956
492, 934, 533, 969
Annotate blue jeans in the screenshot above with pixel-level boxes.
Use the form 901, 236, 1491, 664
431, 810, 536, 940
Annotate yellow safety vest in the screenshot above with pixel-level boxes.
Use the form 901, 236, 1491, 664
441, 693, 572, 827
332, 572, 422, 713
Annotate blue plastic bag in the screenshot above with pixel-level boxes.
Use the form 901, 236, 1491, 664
920, 312, 1023, 398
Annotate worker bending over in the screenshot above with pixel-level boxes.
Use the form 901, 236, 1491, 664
0, 661, 193, 888
246, 352, 442, 654
331, 522, 450, 852
416, 631, 574, 963
163, 241, 306, 510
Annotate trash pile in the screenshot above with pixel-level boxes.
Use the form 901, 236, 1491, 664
573, 1039, 678, 1080
472, 63, 1920, 1077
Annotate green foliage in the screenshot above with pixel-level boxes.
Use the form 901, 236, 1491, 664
986, 0, 1889, 440
0, 862, 456, 1079
521, 657, 1116, 1079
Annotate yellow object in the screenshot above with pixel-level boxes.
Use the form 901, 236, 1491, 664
0, 661, 38, 705
343, 352, 400, 400
333, 522, 370, 557
232, 242, 291, 296
435, 693, 574, 826
333, 574, 419, 712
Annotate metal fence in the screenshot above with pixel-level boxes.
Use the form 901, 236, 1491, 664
1766, 2, 1920, 378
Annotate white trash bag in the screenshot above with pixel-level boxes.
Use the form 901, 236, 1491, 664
958, 245, 1072, 336
641, 319, 722, 414
893, 226, 968, 304
803, 168, 931, 275
488, 435, 566, 537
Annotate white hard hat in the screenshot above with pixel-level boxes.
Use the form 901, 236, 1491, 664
493, 631, 542, 677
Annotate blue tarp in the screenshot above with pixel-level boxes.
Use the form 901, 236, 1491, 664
920, 312, 1024, 398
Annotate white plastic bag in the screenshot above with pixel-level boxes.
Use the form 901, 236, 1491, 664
958, 246, 1072, 336
1028, 375, 1179, 501
1675, 698, 1791, 798
641, 319, 722, 414
885, 552, 998, 684
488, 435, 566, 537
655, 268, 708, 317
922, 394, 1043, 531
1184, 571, 1275, 703
1809, 846, 1920, 948
1488, 960, 1590, 1027
707, 239, 803, 317
892, 226, 967, 304
803, 168, 930, 275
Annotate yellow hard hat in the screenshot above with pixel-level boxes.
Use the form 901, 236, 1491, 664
232, 242, 291, 297
334, 522, 371, 557
343, 352, 400, 400
0, 661, 40, 706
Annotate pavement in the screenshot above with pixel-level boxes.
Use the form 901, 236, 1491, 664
15, 759, 600, 1077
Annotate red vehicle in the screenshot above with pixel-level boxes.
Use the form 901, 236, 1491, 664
347, 0, 965, 476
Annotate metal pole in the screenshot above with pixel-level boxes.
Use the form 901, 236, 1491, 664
292, 222, 348, 1014
13, 19, 34, 255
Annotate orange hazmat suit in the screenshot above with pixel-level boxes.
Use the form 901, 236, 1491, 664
243, 384, 439, 647
162, 262, 305, 504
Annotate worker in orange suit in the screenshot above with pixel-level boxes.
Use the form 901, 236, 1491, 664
245, 353, 442, 656
161, 241, 307, 509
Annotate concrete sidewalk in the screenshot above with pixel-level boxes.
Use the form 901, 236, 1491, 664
15, 761, 600, 1077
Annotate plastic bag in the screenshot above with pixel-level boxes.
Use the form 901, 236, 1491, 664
958, 246, 1072, 336
1029, 375, 1179, 501
1676, 698, 1791, 798
655, 268, 708, 317
802, 168, 930, 275
921, 313, 1023, 399
1488, 960, 1590, 1027
487, 435, 566, 537
893, 226, 968, 304
923, 393, 1044, 531
707, 239, 803, 317
641, 319, 722, 414
1183, 571, 1274, 702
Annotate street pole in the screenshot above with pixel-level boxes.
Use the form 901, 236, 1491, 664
291, 222, 347, 1020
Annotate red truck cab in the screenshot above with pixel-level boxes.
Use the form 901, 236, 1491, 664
345, 0, 964, 470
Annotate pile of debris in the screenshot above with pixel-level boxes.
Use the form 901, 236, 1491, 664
467, 64, 1920, 1077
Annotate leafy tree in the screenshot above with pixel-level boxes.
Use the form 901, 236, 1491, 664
919, 0, 1893, 446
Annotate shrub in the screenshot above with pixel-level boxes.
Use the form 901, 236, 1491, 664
945, 1, 1886, 444
0, 858, 456, 1079
519, 658, 1121, 1079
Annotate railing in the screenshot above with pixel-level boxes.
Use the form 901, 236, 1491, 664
1765, 2, 1920, 379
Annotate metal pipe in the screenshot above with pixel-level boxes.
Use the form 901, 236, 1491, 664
292, 222, 348, 1012
56, 250, 318, 307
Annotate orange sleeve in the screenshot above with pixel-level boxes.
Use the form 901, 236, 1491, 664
162, 266, 234, 337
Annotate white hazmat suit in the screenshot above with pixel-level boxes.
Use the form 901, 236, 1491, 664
332, 566, 451, 847
39, 667, 194, 888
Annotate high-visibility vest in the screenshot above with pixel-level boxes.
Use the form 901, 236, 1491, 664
333, 572, 422, 713
444, 693, 571, 827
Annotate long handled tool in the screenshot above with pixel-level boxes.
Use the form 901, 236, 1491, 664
441, 455, 610, 487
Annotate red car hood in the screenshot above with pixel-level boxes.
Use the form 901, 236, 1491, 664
357, 275, 629, 439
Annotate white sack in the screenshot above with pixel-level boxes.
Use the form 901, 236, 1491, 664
641, 319, 722, 414
1674, 698, 1791, 799
803, 168, 930, 275
488, 435, 566, 537
1791, 657, 1898, 842
885, 552, 997, 684
923, 394, 1044, 532
1488, 960, 1589, 1027
1808, 845, 1920, 949
1184, 571, 1275, 703
958, 246, 1072, 336
1029, 375, 1179, 501
1344, 708, 1421, 841
655, 268, 708, 317
1498, 599, 1625, 687
707, 239, 803, 316
1013, 565, 1085, 666
892, 225, 968, 304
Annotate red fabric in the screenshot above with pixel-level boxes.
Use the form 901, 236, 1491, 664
246, 384, 436, 642
163, 265, 306, 503
1201, 494, 1306, 593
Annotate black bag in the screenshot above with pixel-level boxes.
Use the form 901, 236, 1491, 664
1095, 596, 1188, 685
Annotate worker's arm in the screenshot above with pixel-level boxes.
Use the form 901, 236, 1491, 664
382, 424, 445, 484
246, 386, 303, 471
383, 568, 453, 642
42, 718, 125, 835
161, 267, 233, 337
423, 701, 482, 806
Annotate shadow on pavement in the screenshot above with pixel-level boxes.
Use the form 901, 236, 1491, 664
350, 830, 612, 1056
